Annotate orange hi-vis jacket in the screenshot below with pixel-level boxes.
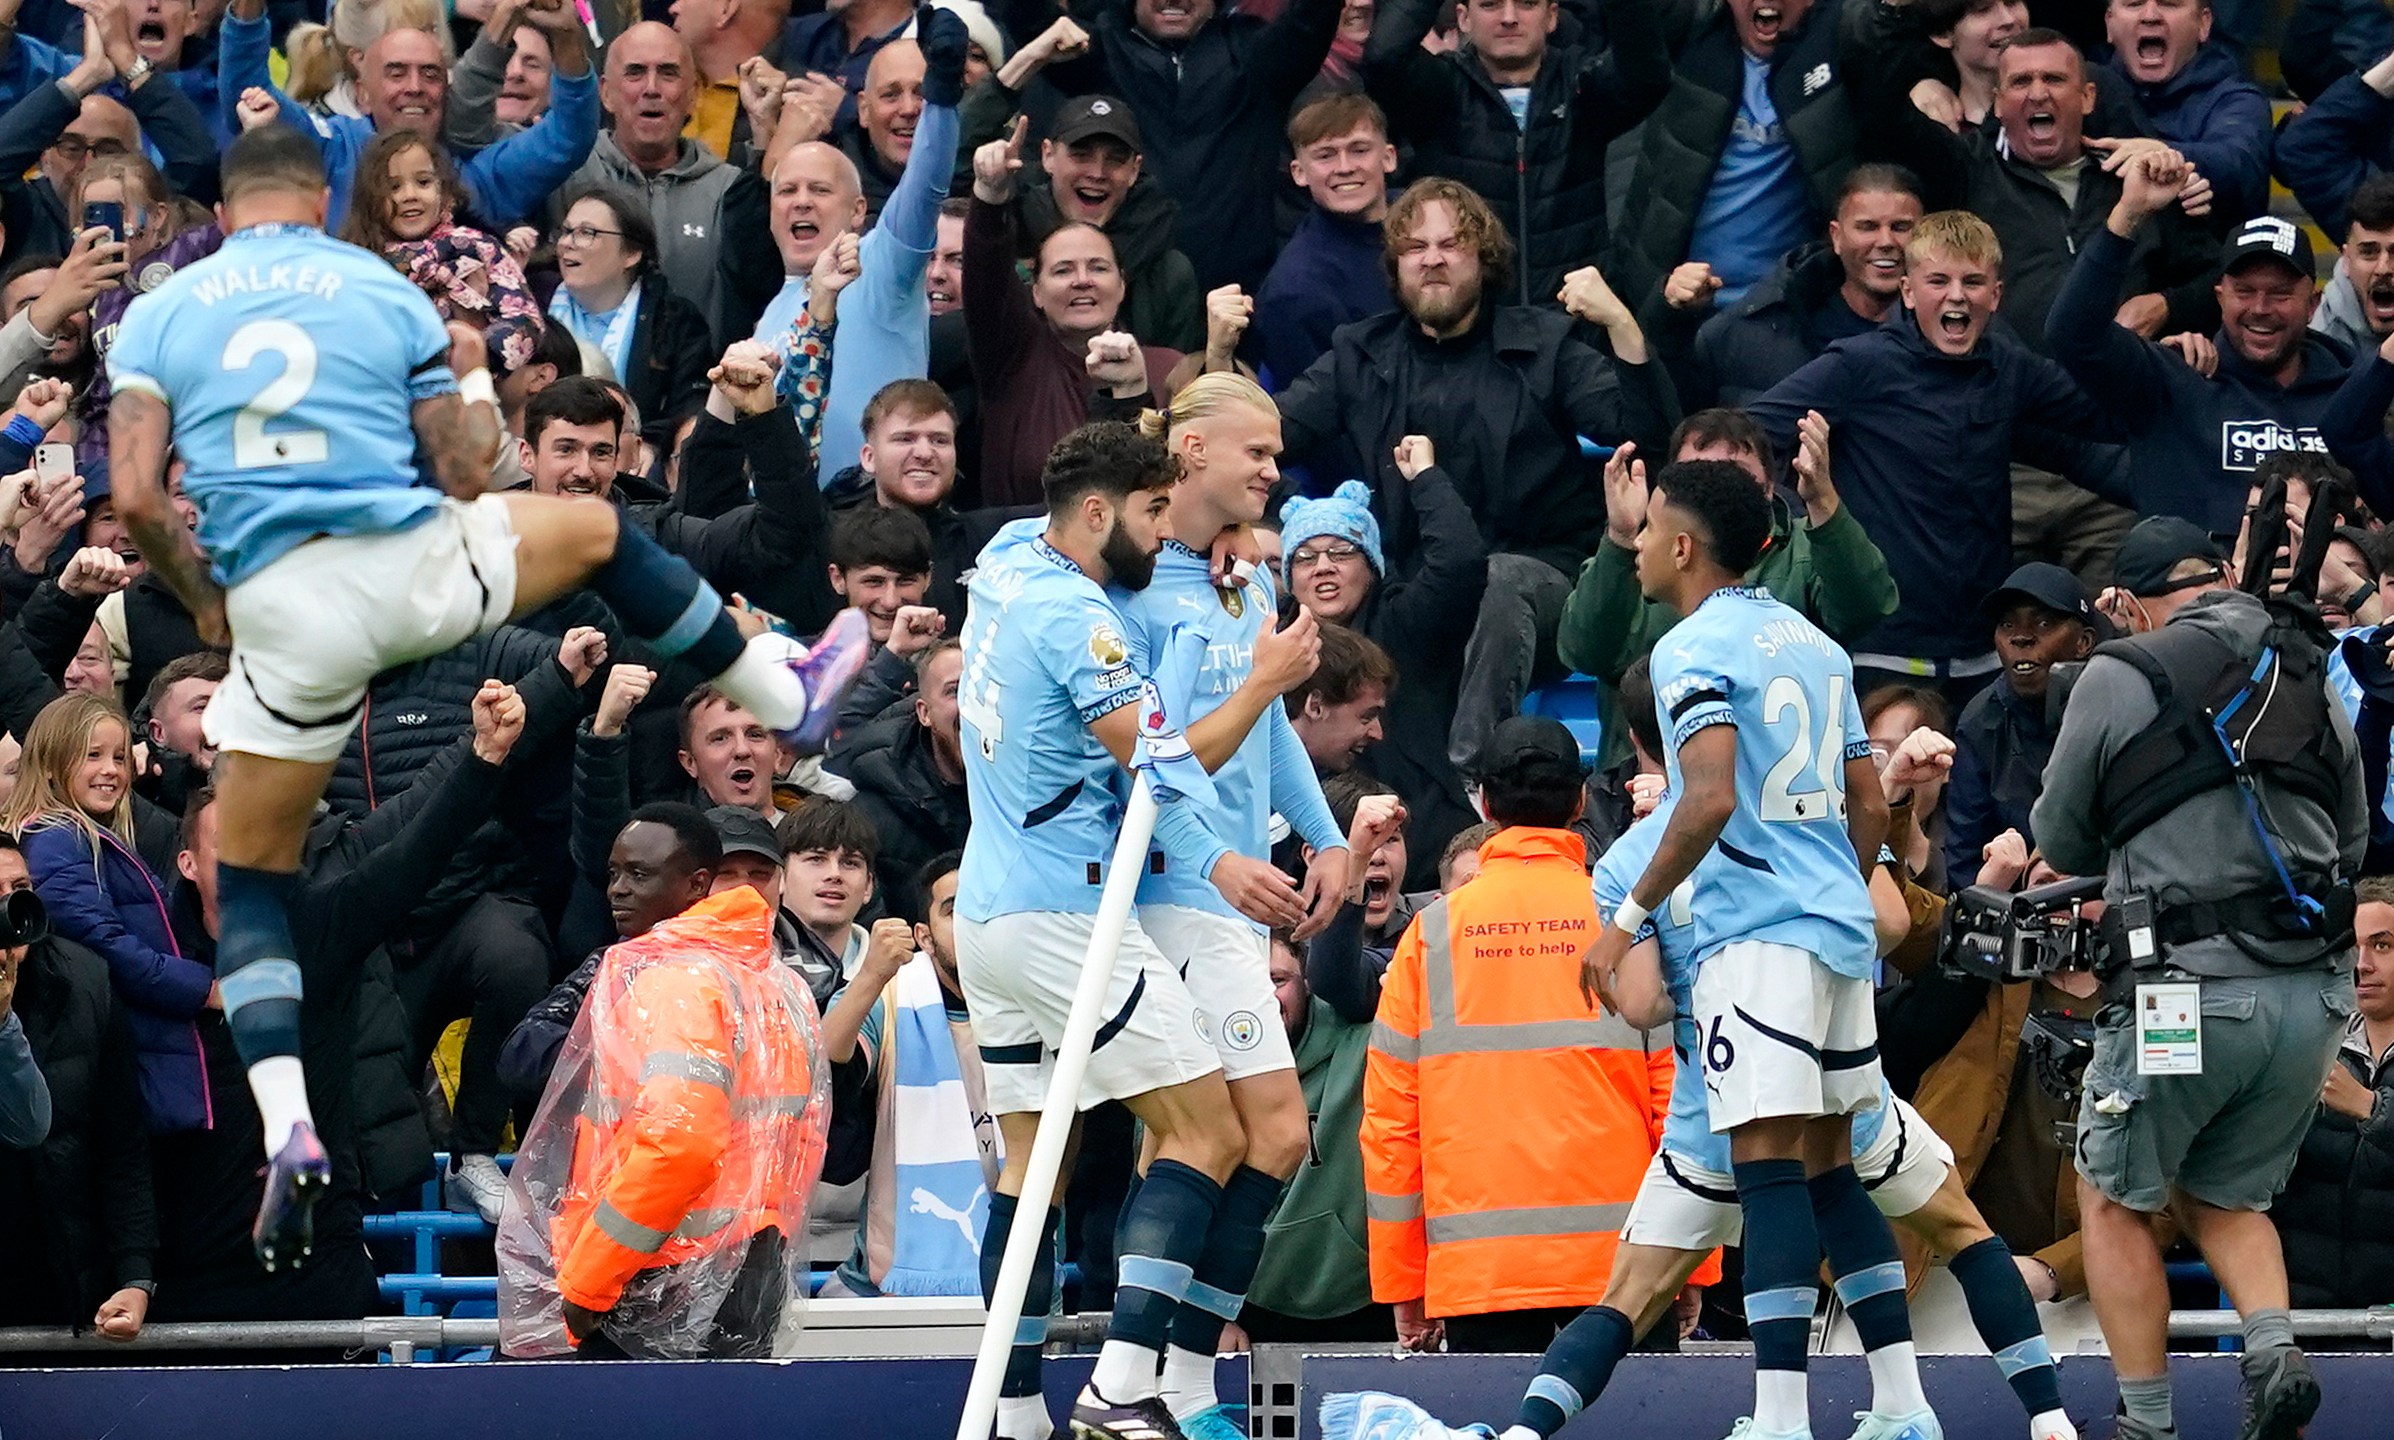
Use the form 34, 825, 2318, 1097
554, 887, 827, 1318
1361, 827, 1676, 1319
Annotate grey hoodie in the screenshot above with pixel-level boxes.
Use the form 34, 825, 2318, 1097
2035, 589, 2369, 978
2313, 259, 2382, 361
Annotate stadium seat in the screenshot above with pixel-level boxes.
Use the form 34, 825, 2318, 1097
1522, 673, 1604, 768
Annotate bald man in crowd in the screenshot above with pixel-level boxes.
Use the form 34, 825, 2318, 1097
566, 20, 782, 345
759, 4, 970, 472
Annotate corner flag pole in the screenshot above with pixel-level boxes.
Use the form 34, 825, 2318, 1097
954, 774, 1161, 1440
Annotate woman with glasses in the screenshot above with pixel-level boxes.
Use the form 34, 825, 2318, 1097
542, 183, 713, 453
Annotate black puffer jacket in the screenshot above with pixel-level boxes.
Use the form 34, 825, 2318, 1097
2273, 1024, 2394, 1310
831, 707, 969, 925
1609, 0, 1859, 317
325, 630, 587, 936
118, 574, 213, 712
1049, 0, 1345, 291
1364, 0, 1667, 307
0, 934, 156, 1327
149, 741, 503, 1318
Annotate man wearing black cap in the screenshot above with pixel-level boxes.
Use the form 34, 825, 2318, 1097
1946, 561, 2098, 887
1016, 0, 1343, 293
2095, 515, 2234, 635
2049, 149, 2358, 535
1006, 94, 1203, 352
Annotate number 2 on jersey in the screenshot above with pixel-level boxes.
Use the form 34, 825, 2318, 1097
224, 319, 329, 469
1759, 673, 1847, 823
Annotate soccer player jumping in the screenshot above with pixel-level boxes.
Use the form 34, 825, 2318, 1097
1579, 460, 1938, 1440
106, 126, 868, 1270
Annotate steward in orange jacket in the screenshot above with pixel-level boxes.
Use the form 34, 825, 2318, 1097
1361, 822, 1673, 1330
508, 885, 829, 1359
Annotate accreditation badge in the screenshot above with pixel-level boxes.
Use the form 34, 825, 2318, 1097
2134, 982, 2203, 1076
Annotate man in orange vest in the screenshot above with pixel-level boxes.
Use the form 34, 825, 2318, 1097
1360, 716, 1683, 1352
497, 805, 830, 1359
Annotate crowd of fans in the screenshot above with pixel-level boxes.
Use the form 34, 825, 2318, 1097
0, 0, 2392, 1374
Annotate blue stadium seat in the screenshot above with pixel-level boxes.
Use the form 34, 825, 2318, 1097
364, 1152, 505, 1359
1522, 673, 1604, 768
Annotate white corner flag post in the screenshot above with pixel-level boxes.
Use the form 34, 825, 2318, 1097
955, 773, 1163, 1440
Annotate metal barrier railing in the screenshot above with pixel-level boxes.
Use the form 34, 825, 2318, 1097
0, 1317, 496, 1364
2, 1306, 2382, 1370
0, 1308, 1116, 1364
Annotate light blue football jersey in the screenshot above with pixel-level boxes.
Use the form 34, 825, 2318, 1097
1596, 794, 1889, 1174
1648, 586, 1877, 976
107, 224, 457, 587
954, 522, 1157, 920
1114, 541, 1343, 922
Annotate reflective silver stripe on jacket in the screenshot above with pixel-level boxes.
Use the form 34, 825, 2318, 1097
1423, 1201, 1635, 1244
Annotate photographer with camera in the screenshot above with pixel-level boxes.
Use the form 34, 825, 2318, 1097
2031, 503, 2370, 1440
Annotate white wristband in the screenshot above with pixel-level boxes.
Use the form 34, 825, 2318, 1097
1612, 897, 1650, 936
457, 368, 496, 408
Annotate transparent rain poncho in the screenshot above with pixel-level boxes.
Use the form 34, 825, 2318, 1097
498, 887, 829, 1359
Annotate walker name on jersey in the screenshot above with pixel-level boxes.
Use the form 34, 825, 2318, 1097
184, 264, 347, 307
2220, 420, 2326, 472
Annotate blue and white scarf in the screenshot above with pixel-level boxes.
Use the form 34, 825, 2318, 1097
869, 956, 999, 1295
547, 278, 642, 381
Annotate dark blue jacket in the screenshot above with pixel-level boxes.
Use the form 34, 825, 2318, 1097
20, 819, 214, 1134
2112, 42, 2274, 223
2273, 69, 2394, 244
1249, 206, 1391, 391
1662, 242, 1870, 412
1745, 313, 2111, 660
1943, 677, 2059, 888
2048, 226, 2356, 534
781, 9, 914, 133
2317, 351, 2394, 517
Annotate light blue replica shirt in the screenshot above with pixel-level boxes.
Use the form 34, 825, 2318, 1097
1686, 54, 1813, 305
1115, 541, 1344, 922
1648, 585, 1876, 975
957, 522, 1231, 920
107, 223, 456, 587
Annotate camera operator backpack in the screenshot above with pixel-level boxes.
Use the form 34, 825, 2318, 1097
2086, 475, 2356, 953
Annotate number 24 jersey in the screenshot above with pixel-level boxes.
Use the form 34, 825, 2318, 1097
1648, 586, 1877, 976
